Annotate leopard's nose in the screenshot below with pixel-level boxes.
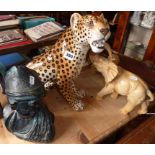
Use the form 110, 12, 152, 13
100, 28, 109, 35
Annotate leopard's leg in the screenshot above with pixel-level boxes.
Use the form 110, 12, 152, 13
44, 81, 54, 90
56, 79, 85, 111
73, 87, 86, 98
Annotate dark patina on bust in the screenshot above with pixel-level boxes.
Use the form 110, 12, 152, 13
3, 65, 55, 142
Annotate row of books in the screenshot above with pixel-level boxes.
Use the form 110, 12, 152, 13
0, 15, 31, 49
0, 14, 19, 30
0, 14, 65, 49
24, 21, 65, 42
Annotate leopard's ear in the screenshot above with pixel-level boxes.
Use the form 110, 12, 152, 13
99, 13, 105, 20
70, 13, 82, 31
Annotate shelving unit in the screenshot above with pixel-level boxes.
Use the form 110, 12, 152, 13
0, 33, 60, 55
113, 11, 155, 62
124, 21, 153, 61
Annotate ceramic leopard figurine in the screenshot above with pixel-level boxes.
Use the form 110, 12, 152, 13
27, 13, 112, 111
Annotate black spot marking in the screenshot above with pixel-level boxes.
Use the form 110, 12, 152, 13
52, 69, 55, 73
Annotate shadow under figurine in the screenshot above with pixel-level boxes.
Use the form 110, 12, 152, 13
3, 65, 55, 143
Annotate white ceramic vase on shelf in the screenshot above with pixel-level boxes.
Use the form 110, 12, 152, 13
141, 11, 155, 29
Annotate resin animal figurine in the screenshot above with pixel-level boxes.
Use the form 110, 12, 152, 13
26, 13, 112, 111
89, 54, 154, 115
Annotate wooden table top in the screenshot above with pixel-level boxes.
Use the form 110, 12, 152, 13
0, 67, 141, 144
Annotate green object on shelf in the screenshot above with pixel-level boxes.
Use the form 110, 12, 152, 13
18, 16, 55, 29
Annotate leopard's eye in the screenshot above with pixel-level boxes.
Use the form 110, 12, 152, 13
87, 20, 94, 27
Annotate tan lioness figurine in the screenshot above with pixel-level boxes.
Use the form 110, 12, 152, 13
89, 53, 154, 115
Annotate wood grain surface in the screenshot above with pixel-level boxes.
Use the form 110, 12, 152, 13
0, 67, 145, 144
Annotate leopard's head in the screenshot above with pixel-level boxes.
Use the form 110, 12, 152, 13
70, 13, 111, 53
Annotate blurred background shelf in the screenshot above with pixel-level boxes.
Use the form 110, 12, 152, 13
0, 34, 60, 55
113, 11, 155, 63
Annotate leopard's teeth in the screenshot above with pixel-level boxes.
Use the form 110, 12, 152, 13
92, 42, 104, 48
92, 39, 105, 48
97, 42, 103, 48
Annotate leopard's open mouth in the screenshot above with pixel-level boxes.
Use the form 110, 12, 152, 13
92, 39, 105, 49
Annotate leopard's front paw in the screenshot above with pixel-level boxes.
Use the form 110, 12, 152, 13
72, 100, 85, 111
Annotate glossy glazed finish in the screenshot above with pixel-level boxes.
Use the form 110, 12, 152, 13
26, 13, 112, 111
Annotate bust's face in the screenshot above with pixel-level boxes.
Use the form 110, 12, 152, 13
8, 96, 38, 117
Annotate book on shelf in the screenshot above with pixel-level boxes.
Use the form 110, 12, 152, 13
0, 29, 28, 46
0, 39, 32, 50
24, 21, 65, 42
0, 52, 28, 68
0, 15, 16, 21
19, 16, 55, 29
34, 31, 63, 42
0, 15, 19, 30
